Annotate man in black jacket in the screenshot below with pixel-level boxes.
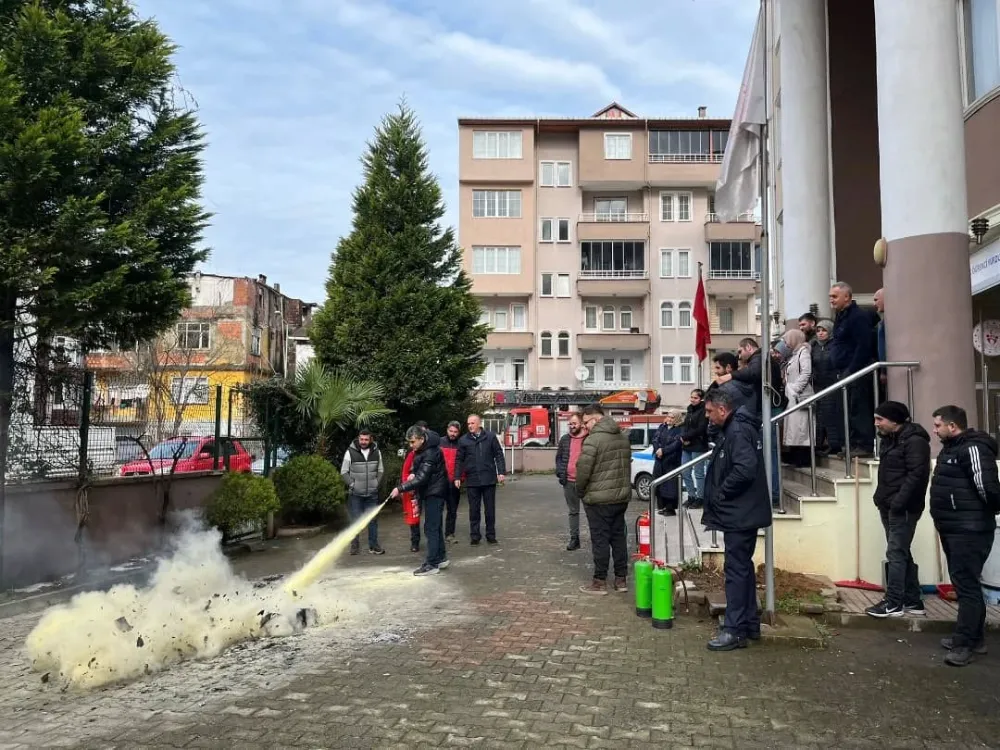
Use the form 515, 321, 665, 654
866, 401, 931, 619
391, 425, 451, 576
680, 389, 709, 509
829, 282, 876, 456
455, 414, 507, 545
930, 405, 1000, 666
702, 390, 773, 652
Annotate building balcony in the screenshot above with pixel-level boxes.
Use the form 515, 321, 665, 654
477, 381, 527, 391
646, 154, 721, 188
583, 380, 649, 391
704, 213, 760, 242
704, 270, 759, 297
707, 332, 750, 351
577, 332, 650, 351
485, 331, 534, 350
577, 270, 650, 298
577, 214, 649, 241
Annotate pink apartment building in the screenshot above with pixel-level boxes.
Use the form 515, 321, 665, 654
458, 103, 761, 410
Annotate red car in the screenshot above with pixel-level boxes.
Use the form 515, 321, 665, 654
119, 436, 253, 477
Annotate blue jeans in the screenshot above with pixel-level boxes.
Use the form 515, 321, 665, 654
348, 493, 380, 549
423, 494, 446, 567
681, 450, 707, 500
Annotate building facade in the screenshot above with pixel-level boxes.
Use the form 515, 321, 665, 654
754, 0, 1000, 438
458, 103, 761, 410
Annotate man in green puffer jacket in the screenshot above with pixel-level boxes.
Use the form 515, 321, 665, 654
576, 403, 632, 596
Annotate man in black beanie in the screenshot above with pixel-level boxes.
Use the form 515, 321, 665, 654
866, 400, 931, 618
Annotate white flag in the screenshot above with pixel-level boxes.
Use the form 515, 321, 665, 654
715, 5, 766, 222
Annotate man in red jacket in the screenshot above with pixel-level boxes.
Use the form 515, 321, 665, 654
440, 421, 462, 543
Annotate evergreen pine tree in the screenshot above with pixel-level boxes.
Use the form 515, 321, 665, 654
311, 104, 486, 430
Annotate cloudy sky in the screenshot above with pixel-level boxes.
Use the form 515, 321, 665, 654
133, 0, 758, 303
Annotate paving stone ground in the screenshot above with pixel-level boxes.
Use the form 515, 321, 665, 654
1, 474, 1000, 748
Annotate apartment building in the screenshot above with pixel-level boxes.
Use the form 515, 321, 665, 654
458, 103, 760, 409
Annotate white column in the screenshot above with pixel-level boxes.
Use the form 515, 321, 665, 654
874, 0, 968, 241
778, 0, 833, 321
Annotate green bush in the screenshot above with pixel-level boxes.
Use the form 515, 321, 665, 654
206, 472, 280, 536
379, 450, 404, 500
271, 454, 346, 524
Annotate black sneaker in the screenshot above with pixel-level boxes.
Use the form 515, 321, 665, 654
865, 600, 904, 618
945, 647, 974, 667
566, 538, 580, 551
369, 546, 385, 555
410, 544, 420, 553
350, 544, 360, 556
904, 601, 926, 617
413, 563, 440, 576
941, 637, 988, 654
487, 538, 498, 545
470, 539, 480, 546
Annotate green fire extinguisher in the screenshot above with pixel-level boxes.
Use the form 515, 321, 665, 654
634, 557, 653, 618
651, 564, 674, 630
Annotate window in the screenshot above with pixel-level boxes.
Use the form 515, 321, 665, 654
479, 309, 490, 326
580, 241, 646, 277
493, 358, 506, 382
661, 355, 676, 384
601, 358, 614, 382
555, 273, 571, 297
678, 301, 693, 328
473, 246, 522, 274
171, 376, 209, 405
620, 305, 633, 330
541, 218, 554, 242
177, 322, 210, 350
718, 306, 735, 333
620, 358, 632, 383
594, 198, 627, 221
679, 356, 695, 384
601, 305, 615, 330
511, 304, 526, 330
583, 358, 596, 384
473, 131, 523, 159
660, 301, 674, 329
676, 250, 691, 278
659, 249, 672, 278
540, 331, 553, 357
541, 273, 554, 296
557, 219, 570, 242
708, 193, 716, 215
648, 130, 728, 161
604, 133, 632, 160
557, 331, 570, 357
250, 327, 261, 356
472, 190, 522, 218
660, 192, 693, 222
964, 0, 1000, 104
584, 305, 598, 331
709, 241, 755, 279
493, 309, 508, 330
540, 161, 572, 187
541, 218, 571, 242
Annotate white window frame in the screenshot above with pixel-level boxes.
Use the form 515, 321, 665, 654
960, 0, 1000, 108
539, 160, 573, 187
250, 327, 262, 356
660, 301, 675, 329
619, 305, 633, 331
659, 192, 674, 222
541, 273, 554, 297
659, 191, 694, 222
557, 331, 571, 358
601, 305, 616, 331
677, 300, 693, 329
557, 218, 571, 243
176, 321, 210, 350
540, 218, 554, 243
492, 357, 507, 383
472, 189, 522, 218
479, 308, 491, 326
493, 308, 509, 331
584, 305, 599, 332
594, 197, 628, 220
603, 133, 632, 160
676, 249, 692, 278
619, 357, 632, 383
583, 358, 596, 384
602, 358, 616, 382
660, 355, 677, 384
472, 246, 522, 275
171, 376, 209, 405
555, 273, 571, 298
511, 303, 527, 331
679, 355, 695, 384
540, 331, 553, 358
659, 248, 673, 278
718, 305, 735, 333
472, 131, 523, 160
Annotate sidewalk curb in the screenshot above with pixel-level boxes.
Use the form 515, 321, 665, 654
0, 569, 151, 620
822, 610, 996, 634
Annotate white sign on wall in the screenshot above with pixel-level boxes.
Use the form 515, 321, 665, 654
970, 237, 1000, 295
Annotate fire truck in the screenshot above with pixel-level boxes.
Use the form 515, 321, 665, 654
496, 389, 662, 448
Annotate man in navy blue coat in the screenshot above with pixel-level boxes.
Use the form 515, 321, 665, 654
829, 282, 876, 456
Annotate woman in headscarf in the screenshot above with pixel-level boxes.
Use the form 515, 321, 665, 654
778, 328, 814, 468
651, 409, 685, 515
811, 319, 842, 456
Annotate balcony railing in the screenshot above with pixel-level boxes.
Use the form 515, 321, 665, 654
579, 212, 649, 223
583, 380, 649, 390
579, 269, 649, 279
477, 381, 527, 391
705, 212, 757, 223
648, 153, 724, 164
707, 269, 759, 280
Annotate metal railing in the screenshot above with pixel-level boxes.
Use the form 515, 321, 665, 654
648, 449, 716, 564
768, 360, 919, 489
578, 269, 648, 279
706, 269, 759, 280
705, 212, 757, 223
578, 212, 649, 223
648, 153, 724, 164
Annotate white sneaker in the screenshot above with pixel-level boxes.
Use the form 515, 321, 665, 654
438, 560, 450, 570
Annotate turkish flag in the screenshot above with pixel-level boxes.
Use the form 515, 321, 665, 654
694, 271, 712, 362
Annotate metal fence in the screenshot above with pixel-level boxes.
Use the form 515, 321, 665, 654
1, 362, 276, 485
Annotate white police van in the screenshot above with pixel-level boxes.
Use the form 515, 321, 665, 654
630, 447, 656, 501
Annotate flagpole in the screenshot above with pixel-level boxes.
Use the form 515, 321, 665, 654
698, 261, 707, 389
758, 0, 776, 625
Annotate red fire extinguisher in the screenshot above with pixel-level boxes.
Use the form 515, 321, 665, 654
635, 511, 651, 557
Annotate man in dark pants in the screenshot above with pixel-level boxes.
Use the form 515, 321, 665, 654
866, 401, 931, 618
555, 411, 587, 550
829, 281, 876, 456
930, 405, 1000, 666
440, 421, 462, 543
702, 390, 773, 651
454, 414, 506, 545
575, 404, 632, 595
391, 425, 451, 576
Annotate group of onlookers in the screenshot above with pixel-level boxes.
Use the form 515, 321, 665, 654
341, 415, 506, 576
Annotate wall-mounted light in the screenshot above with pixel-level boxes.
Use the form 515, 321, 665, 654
971, 217, 990, 244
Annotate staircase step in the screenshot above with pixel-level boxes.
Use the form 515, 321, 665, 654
781, 478, 838, 503
816, 454, 877, 480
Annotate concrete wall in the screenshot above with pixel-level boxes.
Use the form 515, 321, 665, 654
4, 472, 223, 587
